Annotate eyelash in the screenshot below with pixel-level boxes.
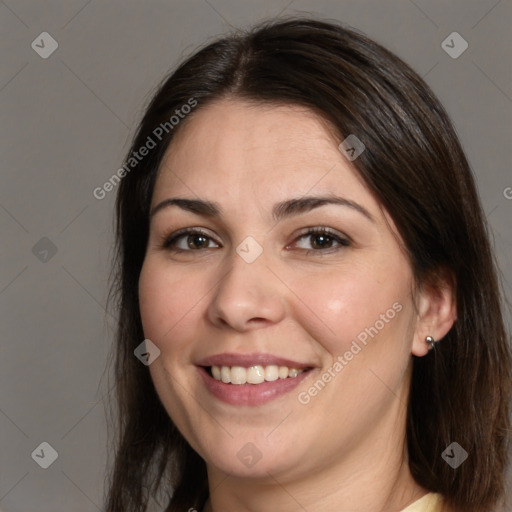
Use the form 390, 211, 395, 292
160, 226, 351, 255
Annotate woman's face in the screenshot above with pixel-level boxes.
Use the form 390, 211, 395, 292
138, 99, 425, 481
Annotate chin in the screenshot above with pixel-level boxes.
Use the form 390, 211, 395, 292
205, 447, 292, 479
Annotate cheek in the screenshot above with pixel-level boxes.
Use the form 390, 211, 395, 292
138, 260, 205, 358
289, 265, 410, 358
289, 267, 413, 437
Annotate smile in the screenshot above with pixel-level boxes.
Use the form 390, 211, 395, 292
209, 364, 304, 384
196, 353, 315, 405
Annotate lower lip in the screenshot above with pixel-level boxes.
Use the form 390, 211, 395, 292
197, 366, 312, 406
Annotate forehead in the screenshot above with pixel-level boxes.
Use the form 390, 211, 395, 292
169, 99, 341, 156
153, 99, 370, 202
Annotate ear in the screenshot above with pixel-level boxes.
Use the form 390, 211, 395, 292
411, 270, 457, 357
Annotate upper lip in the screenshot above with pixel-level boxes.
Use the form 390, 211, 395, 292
196, 353, 313, 370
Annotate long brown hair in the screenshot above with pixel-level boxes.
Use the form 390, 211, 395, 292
104, 17, 511, 512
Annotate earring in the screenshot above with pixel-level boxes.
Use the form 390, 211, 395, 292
425, 335, 438, 350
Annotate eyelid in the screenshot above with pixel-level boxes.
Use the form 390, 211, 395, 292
292, 225, 351, 243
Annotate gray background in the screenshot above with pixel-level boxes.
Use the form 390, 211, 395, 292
1, 1, 511, 511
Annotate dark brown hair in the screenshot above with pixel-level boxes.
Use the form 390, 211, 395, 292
104, 17, 511, 512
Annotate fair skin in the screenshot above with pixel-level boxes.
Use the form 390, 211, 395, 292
138, 99, 456, 512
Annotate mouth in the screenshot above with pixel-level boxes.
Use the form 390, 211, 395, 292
196, 353, 316, 406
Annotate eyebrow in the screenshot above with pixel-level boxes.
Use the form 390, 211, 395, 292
149, 195, 375, 223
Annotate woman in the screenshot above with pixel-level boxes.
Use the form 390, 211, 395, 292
105, 17, 511, 512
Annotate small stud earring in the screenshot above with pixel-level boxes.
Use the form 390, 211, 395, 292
425, 335, 438, 350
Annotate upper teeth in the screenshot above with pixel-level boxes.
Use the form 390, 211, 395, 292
211, 365, 304, 385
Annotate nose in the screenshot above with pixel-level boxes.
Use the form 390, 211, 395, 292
206, 244, 287, 332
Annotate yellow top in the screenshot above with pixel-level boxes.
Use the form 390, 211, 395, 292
400, 493, 448, 512
200, 492, 449, 512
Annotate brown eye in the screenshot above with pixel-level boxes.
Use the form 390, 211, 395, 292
292, 227, 350, 253
163, 229, 220, 251
186, 233, 209, 250
309, 233, 335, 249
